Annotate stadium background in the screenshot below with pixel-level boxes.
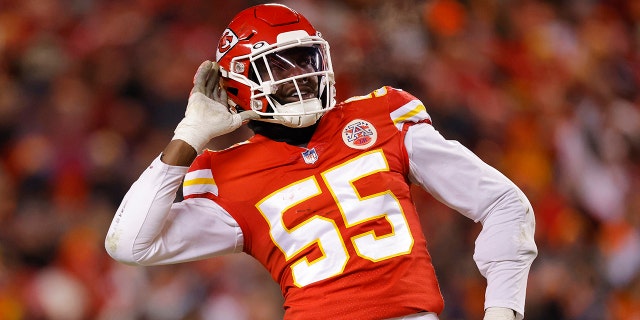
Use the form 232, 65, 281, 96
0, 0, 639, 319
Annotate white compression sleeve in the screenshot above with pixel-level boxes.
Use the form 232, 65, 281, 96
105, 155, 243, 265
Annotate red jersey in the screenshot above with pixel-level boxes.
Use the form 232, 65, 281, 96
183, 87, 444, 319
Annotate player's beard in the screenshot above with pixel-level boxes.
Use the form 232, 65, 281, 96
248, 120, 319, 147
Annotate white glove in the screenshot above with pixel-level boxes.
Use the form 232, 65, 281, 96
172, 60, 258, 152
484, 307, 516, 320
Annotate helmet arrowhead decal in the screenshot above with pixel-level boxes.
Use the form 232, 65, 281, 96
216, 28, 239, 61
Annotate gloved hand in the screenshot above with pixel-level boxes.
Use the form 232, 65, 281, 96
483, 307, 516, 320
172, 60, 258, 152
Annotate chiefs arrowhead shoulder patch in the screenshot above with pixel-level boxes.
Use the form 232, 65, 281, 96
342, 119, 377, 150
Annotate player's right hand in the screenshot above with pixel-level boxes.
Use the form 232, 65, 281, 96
172, 60, 258, 152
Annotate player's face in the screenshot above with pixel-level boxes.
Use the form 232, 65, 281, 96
256, 46, 321, 104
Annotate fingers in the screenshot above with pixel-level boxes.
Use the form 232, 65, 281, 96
204, 62, 219, 98
239, 110, 260, 121
192, 60, 226, 102
215, 78, 227, 104
191, 60, 213, 95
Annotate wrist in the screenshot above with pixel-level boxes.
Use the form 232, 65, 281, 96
172, 116, 210, 153
484, 307, 516, 320
161, 139, 198, 166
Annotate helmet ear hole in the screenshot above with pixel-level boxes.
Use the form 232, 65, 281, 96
227, 87, 239, 96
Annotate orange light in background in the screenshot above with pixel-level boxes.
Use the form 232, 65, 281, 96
423, 0, 467, 37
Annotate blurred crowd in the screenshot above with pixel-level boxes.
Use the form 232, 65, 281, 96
0, 0, 639, 319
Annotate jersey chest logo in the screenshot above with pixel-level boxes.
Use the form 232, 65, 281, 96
301, 148, 319, 164
342, 119, 377, 150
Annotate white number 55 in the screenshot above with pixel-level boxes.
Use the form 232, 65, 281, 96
257, 150, 414, 287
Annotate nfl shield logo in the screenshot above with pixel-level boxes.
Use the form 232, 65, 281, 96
301, 148, 319, 164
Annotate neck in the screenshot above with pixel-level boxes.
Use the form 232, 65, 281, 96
249, 121, 318, 147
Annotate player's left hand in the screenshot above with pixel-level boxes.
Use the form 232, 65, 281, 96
483, 307, 516, 320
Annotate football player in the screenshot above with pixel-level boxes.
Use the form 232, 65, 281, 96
105, 3, 537, 320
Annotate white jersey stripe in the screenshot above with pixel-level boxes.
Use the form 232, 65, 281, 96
185, 169, 213, 180
183, 169, 218, 196
183, 183, 219, 196
390, 99, 430, 130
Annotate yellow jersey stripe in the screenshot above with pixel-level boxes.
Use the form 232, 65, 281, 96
183, 169, 218, 196
392, 103, 426, 125
390, 99, 429, 130
183, 177, 216, 187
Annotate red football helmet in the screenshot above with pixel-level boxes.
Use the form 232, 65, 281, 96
216, 3, 335, 128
